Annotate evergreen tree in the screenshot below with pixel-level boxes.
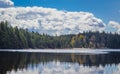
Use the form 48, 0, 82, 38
0, 21, 120, 49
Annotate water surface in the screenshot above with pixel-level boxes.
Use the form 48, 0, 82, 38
0, 49, 120, 74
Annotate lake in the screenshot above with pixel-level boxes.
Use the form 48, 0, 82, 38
0, 49, 120, 74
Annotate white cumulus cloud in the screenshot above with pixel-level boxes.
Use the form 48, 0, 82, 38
105, 21, 120, 34
108, 21, 120, 29
0, 6, 106, 35
0, 0, 14, 8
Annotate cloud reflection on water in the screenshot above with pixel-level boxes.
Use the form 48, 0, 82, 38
7, 61, 120, 74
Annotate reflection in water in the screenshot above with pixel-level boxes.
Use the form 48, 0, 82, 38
0, 51, 120, 74
6, 62, 120, 74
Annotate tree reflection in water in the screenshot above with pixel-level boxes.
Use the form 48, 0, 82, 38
0, 52, 120, 74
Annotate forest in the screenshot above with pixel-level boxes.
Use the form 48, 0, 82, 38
0, 21, 120, 49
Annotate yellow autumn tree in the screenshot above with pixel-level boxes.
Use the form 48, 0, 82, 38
70, 37, 76, 47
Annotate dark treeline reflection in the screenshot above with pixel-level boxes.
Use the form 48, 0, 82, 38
0, 52, 120, 74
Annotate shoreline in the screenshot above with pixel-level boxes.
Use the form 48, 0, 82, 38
0, 49, 120, 54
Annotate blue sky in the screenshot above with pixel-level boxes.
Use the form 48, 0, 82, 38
12, 0, 120, 23
0, 0, 120, 34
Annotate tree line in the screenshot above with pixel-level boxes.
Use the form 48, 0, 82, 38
0, 21, 120, 49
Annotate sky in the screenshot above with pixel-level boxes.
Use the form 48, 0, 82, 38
12, 0, 120, 23
0, 0, 120, 35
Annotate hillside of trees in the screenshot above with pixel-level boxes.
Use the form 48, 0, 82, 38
0, 21, 120, 49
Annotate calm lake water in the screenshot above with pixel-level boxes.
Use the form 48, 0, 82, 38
0, 49, 120, 74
